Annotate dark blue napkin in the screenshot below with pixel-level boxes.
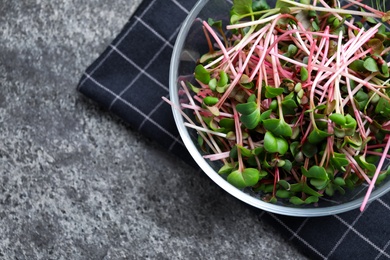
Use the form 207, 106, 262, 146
77, 1, 390, 259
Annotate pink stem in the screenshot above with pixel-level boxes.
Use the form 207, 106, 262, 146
346, 0, 385, 17
365, 151, 390, 159
203, 151, 230, 161
180, 104, 234, 118
202, 21, 237, 77
361, 135, 390, 211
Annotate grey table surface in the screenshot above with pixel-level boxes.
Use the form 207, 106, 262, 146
0, 1, 308, 259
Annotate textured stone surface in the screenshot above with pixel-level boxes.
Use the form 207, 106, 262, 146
0, 1, 307, 259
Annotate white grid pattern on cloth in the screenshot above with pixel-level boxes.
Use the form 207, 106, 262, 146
77, 0, 390, 259
79, 0, 191, 150
171, 0, 190, 14
107, 43, 168, 108
325, 211, 365, 259
378, 198, 390, 210
77, 0, 157, 89
377, 240, 390, 260
133, 16, 174, 49
136, 24, 184, 130
268, 213, 326, 259
288, 217, 309, 241
333, 214, 390, 259
82, 71, 184, 145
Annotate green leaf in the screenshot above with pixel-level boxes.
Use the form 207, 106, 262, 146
208, 78, 217, 91
325, 184, 335, 196
349, 60, 366, 73
294, 82, 302, 92
376, 167, 390, 184
269, 196, 278, 203
229, 145, 238, 159
363, 57, 379, 72
232, 0, 253, 15
253, 146, 264, 156
302, 141, 317, 158
263, 119, 292, 137
302, 183, 323, 197
265, 85, 284, 98
366, 154, 380, 165
326, 100, 336, 115
230, 14, 240, 24
375, 96, 390, 118
252, 0, 270, 11
329, 113, 346, 125
290, 183, 303, 193
263, 132, 288, 155
282, 98, 298, 111
308, 128, 330, 144
314, 113, 328, 129
259, 170, 268, 178
260, 109, 272, 122
237, 145, 252, 157
248, 93, 256, 102
227, 168, 260, 189
276, 137, 289, 155
278, 180, 291, 190
254, 183, 273, 193
264, 131, 278, 153
197, 135, 204, 147
207, 18, 222, 29
344, 133, 363, 149
304, 196, 319, 204
330, 153, 349, 171
354, 90, 369, 111
287, 44, 298, 56
216, 85, 228, 93
382, 11, 390, 22
310, 179, 329, 190
194, 64, 210, 84
240, 110, 261, 129
203, 96, 219, 106
218, 164, 234, 175
206, 106, 220, 116
205, 118, 225, 133
240, 74, 251, 84
217, 71, 229, 87
200, 51, 223, 64
276, 0, 293, 8
236, 101, 257, 115
280, 6, 291, 14
355, 155, 377, 175
344, 114, 357, 130
236, 99, 261, 129
381, 63, 389, 77
219, 118, 235, 131
289, 196, 305, 205
367, 38, 384, 56
334, 177, 346, 186
187, 82, 200, 94
281, 159, 292, 171
269, 99, 278, 111
300, 67, 309, 81
311, 21, 319, 31
276, 190, 291, 199
304, 166, 329, 180
226, 131, 236, 140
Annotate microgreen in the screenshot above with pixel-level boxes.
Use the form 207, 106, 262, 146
165, 0, 390, 211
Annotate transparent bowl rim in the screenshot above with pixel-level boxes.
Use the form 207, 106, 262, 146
169, 0, 390, 217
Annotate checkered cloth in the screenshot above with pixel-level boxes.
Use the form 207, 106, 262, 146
77, 0, 390, 259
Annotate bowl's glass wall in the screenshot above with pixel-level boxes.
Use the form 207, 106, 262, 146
169, 0, 390, 216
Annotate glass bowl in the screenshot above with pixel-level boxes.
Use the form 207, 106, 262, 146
169, 0, 390, 216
